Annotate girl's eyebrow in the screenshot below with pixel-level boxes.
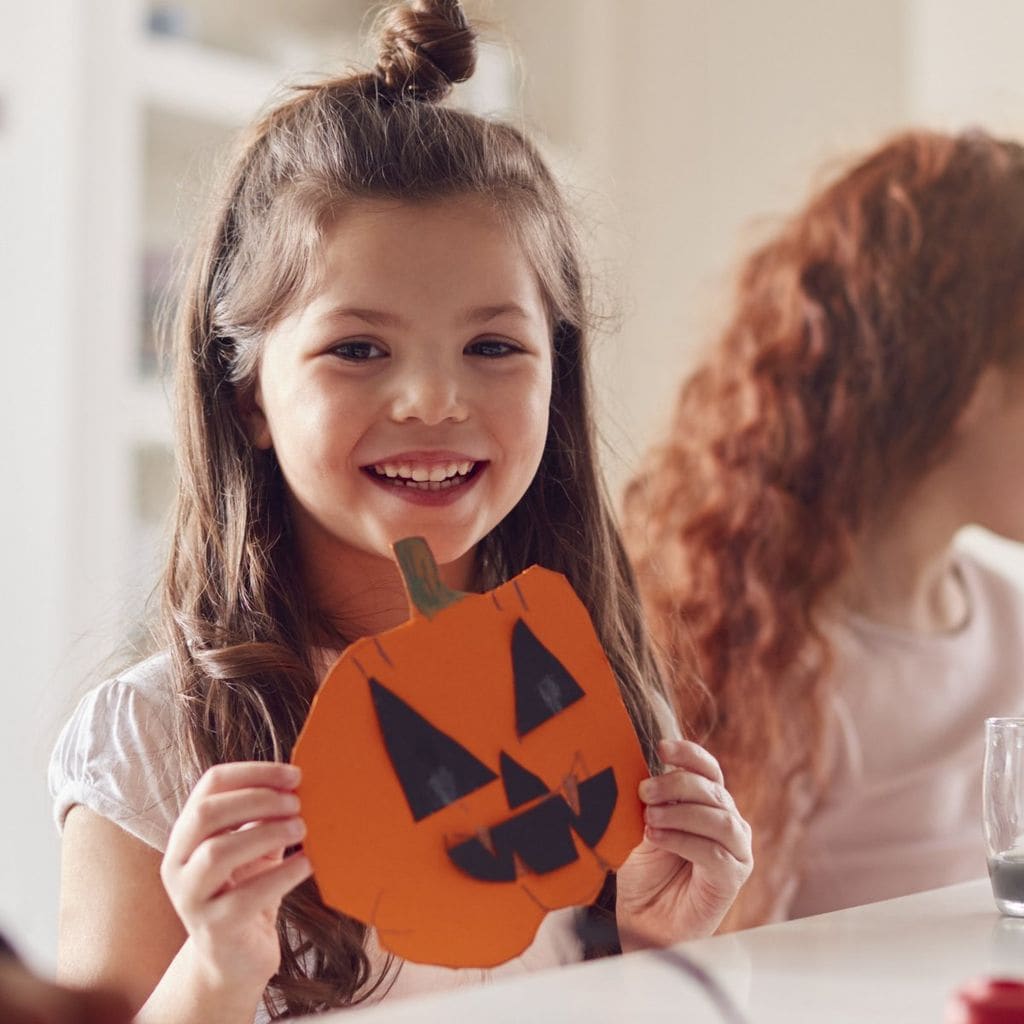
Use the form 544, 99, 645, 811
316, 306, 402, 328
315, 302, 533, 329
464, 303, 532, 324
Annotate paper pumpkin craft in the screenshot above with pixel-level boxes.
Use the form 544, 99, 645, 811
291, 537, 648, 967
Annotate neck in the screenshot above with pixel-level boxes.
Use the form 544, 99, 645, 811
836, 481, 968, 634
299, 539, 476, 641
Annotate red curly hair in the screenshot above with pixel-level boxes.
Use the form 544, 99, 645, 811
623, 129, 1024, 928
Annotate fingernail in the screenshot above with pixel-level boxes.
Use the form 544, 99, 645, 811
658, 738, 680, 758
282, 763, 301, 783
286, 818, 306, 839
638, 778, 656, 801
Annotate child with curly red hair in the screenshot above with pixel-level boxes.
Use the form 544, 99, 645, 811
625, 129, 1024, 929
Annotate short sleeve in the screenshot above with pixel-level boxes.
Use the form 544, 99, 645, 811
49, 656, 185, 852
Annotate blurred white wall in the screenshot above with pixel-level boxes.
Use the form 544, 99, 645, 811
3, 0, 1024, 971
907, 0, 1024, 136
529, 2, 909, 489
1, 0, 82, 972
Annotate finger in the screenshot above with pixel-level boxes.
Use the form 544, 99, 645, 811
644, 803, 751, 864
212, 851, 313, 921
166, 788, 302, 865
230, 847, 287, 887
193, 762, 301, 799
638, 769, 731, 809
643, 827, 749, 882
656, 739, 724, 784
179, 817, 307, 904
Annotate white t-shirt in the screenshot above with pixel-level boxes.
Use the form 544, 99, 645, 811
778, 551, 1024, 919
50, 650, 677, 1018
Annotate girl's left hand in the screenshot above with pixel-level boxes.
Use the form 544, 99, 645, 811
615, 738, 753, 950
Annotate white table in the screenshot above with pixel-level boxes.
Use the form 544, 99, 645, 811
321, 879, 1024, 1023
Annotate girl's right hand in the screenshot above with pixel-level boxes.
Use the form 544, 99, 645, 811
160, 762, 312, 992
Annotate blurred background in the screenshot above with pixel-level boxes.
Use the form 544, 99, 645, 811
4, 0, 1024, 970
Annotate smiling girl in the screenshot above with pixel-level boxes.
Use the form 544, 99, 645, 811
49, 2, 751, 1021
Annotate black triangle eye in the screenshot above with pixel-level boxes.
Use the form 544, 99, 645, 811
511, 619, 585, 736
370, 678, 498, 822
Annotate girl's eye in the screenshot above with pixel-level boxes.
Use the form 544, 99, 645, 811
332, 340, 387, 361
466, 338, 521, 358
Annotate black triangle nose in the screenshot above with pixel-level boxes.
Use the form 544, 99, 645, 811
500, 751, 550, 809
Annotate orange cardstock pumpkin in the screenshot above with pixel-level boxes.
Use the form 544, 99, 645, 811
291, 537, 647, 967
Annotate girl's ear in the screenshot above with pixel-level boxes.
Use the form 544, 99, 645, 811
237, 382, 273, 450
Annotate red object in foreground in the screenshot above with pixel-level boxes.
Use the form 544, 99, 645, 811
947, 978, 1024, 1023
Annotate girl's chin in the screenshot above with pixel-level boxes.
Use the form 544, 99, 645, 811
373, 530, 481, 577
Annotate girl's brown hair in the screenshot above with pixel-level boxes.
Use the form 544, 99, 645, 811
161, 0, 666, 1014
623, 129, 1024, 928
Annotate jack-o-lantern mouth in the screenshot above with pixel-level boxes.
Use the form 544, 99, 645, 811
445, 767, 617, 882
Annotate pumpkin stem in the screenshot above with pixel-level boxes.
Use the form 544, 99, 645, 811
392, 537, 467, 619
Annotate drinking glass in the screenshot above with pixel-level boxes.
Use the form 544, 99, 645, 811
984, 718, 1024, 916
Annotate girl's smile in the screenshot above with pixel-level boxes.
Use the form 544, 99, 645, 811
362, 451, 487, 506
241, 195, 554, 591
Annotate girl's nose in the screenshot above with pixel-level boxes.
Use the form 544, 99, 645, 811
388, 364, 469, 426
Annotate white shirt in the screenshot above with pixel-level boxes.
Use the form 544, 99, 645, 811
782, 551, 1024, 918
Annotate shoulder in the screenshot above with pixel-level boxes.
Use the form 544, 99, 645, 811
59, 652, 177, 749
958, 545, 1024, 614
49, 651, 186, 851
953, 543, 1024, 664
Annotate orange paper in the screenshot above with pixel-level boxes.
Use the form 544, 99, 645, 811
292, 538, 647, 967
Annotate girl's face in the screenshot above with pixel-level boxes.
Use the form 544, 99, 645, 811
245, 196, 553, 585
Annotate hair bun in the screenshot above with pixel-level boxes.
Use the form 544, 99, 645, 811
374, 0, 477, 102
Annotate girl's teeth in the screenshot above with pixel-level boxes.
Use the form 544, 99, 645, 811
370, 461, 477, 482
428, 463, 459, 482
